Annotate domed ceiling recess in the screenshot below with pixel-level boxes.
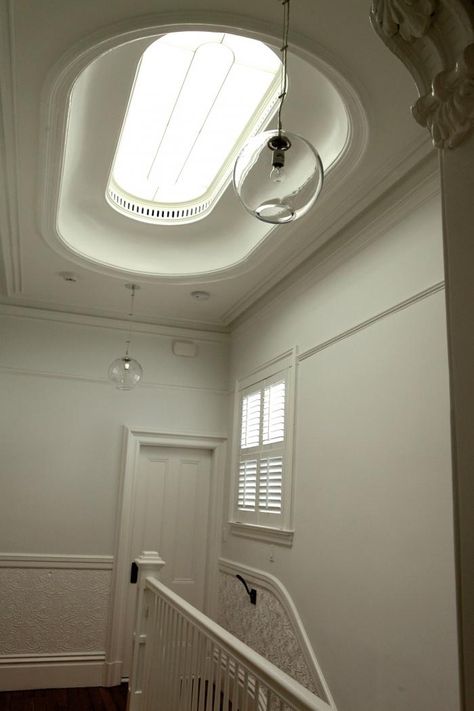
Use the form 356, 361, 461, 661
52, 26, 351, 279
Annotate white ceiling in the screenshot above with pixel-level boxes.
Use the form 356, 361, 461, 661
0, 0, 432, 332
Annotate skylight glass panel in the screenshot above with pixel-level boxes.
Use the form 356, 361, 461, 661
107, 31, 282, 225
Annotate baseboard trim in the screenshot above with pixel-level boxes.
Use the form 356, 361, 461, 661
0, 653, 116, 691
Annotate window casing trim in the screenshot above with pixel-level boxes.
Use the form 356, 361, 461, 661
229, 348, 297, 541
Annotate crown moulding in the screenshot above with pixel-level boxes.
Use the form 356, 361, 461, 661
370, 0, 474, 149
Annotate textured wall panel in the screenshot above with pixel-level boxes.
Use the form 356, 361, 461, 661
218, 571, 324, 699
0, 567, 111, 655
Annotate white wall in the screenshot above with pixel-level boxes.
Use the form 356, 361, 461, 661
221, 192, 460, 711
0, 311, 228, 687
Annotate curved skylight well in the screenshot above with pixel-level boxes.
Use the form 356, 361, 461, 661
106, 32, 282, 225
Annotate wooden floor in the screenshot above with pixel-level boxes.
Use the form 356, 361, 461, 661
0, 685, 128, 711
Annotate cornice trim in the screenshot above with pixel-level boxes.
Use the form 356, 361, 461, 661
222, 135, 435, 325
0, 303, 230, 341
229, 150, 439, 329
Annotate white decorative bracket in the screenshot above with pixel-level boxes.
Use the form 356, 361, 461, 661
370, 0, 474, 148
371, 0, 438, 42
128, 551, 166, 711
413, 42, 474, 147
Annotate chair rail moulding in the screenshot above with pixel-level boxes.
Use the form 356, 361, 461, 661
0, 553, 114, 570
37, 10, 366, 284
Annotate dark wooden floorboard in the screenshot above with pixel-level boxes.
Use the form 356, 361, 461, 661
0, 685, 127, 711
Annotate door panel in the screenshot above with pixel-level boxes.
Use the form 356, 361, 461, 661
122, 445, 212, 676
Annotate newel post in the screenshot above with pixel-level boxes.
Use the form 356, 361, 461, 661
127, 550, 165, 711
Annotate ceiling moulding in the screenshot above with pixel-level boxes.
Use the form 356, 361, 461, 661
37, 11, 367, 283
370, 0, 474, 149
0, 0, 21, 296
219, 130, 434, 324
0, 303, 231, 342
224, 149, 440, 328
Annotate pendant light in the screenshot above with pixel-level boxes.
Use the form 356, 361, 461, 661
108, 284, 143, 390
233, 0, 324, 223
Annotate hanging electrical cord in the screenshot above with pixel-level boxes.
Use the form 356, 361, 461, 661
123, 283, 137, 360
276, 0, 290, 137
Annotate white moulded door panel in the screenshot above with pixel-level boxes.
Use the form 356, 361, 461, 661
122, 445, 212, 677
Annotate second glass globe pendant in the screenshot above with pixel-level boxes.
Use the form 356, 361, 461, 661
108, 283, 143, 390
233, 0, 323, 224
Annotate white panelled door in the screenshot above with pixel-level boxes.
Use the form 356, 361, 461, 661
122, 445, 212, 677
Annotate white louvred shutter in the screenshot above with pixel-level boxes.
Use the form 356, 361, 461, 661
240, 390, 261, 449
262, 381, 285, 444
259, 456, 283, 513
236, 370, 289, 524
238, 459, 257, 510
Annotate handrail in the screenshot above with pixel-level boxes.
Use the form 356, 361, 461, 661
144, 575, 331, 711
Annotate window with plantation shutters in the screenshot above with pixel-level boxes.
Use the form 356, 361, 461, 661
238, 378, 286, 518
231, 349, 296, 541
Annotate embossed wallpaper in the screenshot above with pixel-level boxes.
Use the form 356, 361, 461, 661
218, 571, 327, 702
0, 568, 111, 655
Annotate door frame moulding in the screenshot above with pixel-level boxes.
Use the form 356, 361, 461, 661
106, 427, 227, 685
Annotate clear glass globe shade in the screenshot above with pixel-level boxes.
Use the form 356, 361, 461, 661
108, 356, 143, 390
233, 130, 323, 224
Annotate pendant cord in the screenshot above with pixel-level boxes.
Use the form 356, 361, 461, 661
277, 0, 290, 136
125, 284, 136, 358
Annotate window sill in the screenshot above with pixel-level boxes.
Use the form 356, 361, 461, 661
229, 522, 294, 547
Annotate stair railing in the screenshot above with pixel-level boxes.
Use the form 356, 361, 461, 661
127, 551, 332, 711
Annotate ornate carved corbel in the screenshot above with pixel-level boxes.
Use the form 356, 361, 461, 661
371, 0, 437, 42
370, 0, 474, 149
413, 43, 474, 147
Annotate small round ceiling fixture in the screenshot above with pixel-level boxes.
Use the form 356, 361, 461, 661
191, 290, 210, 301
58, 271, 78, 282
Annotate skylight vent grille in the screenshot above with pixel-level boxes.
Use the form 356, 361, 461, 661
107, 188, 212, 223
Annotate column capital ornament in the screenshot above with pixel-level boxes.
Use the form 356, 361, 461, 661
370, 0, 474, 148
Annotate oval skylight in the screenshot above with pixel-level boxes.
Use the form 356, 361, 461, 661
106, 32, 282, 225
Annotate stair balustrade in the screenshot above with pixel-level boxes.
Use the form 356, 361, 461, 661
127, 551, 332, 711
